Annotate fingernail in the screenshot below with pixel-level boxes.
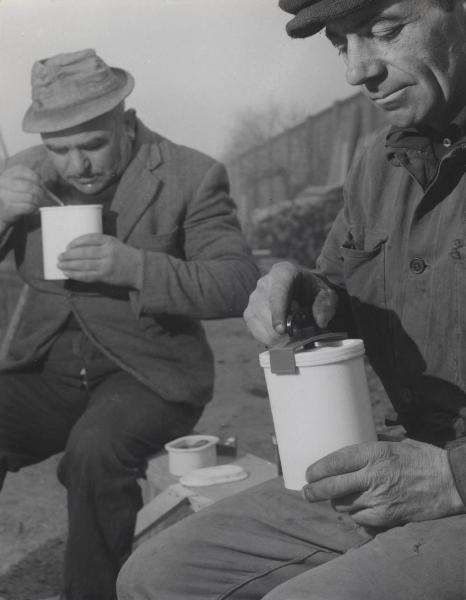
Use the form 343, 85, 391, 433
274, 322, 285, 334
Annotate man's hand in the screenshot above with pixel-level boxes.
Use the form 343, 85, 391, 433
303, 440, 465, 528
243, 261, 338, 346
0, 165, 44, 231
58, 233, 143, 289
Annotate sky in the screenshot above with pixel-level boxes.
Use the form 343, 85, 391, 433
0, 0, 353, 161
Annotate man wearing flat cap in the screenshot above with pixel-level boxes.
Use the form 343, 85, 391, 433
118, 1, 466, 599
0, 48, 259, 600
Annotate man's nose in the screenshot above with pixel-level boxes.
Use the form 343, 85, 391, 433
68, 150, 91, 174
345, 39, 384, 86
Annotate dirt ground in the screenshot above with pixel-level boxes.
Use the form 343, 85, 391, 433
0, 317, 392, 600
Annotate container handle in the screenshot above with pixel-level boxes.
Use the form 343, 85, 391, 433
269, 331, 347, 375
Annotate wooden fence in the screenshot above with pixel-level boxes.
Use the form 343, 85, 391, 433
226, 92, 388, 238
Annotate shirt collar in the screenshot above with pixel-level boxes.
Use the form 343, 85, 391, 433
385, 105, 466, 154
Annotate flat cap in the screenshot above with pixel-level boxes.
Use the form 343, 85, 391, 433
279, 0, 374, 37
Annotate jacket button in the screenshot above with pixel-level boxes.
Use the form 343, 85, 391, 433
409, 257, 427, 274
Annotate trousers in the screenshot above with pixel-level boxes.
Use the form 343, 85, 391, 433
117, 477, 466, 600
0, 326, 203, 600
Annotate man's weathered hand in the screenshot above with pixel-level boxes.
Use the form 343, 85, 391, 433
58, 233, 143, 288
0, 165, 44, 230
243, 261, 337, 346
302, 440, 465, 528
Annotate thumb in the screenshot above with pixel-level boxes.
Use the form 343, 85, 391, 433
312, 287, 338, 329
268, 263, 298, 334
269, 281, 290, 335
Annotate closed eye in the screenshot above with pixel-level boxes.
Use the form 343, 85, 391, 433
371, 24, 404, 42
45, 145, 68, 155
79, 139, 108, 151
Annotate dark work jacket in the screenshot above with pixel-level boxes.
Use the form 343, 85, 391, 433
315, 125, 466, 502
0, 119, 260, 407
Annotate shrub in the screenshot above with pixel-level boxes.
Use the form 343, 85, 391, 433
251, 187, 343, 268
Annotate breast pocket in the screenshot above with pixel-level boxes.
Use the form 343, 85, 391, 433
341, 228, 389, 309
341, 228, 390, 370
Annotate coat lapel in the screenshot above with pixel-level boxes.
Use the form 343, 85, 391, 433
110, 125, 164, 241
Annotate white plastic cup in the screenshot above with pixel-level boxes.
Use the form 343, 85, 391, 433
40, 205, 103, 280
164, 434, 219, 476
260, 339, 377, 490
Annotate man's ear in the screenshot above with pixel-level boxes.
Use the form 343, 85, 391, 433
123, 108, 137, 141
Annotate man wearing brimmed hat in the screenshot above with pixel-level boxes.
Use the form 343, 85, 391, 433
0, 48, 259, 600
118, 1, 466, 599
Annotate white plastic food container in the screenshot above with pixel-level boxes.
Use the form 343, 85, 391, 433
260, 339, 377, 490
164, 434, 219, 476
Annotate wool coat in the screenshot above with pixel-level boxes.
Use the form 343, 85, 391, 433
0, 119, 260, 407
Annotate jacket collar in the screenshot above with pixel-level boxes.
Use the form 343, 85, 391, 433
385, 104, 466, 155
111, 117, 165, 240
384, 106, 466, 189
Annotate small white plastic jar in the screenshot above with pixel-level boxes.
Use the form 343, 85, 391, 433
164, 434, 219, 476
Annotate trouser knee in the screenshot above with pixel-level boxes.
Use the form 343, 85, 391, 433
116, 532, 200, 600
117, 552, 154, 600
264, 586, 330, 600
116, 557, 134, 600
57, 428, 117, 488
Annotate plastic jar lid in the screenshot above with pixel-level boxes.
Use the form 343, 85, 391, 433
164, 434, 219, 453
259, 338, 365, 369
39, 204, 102, 212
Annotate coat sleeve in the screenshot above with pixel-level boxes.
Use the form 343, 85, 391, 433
0, 146, 55, 261
129, 161, 260, 319
0, 158, 13, 258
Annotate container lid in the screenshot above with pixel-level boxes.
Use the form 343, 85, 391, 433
164, 434, 219, 453
39, 204, 102, 211
259, 338, 365, 370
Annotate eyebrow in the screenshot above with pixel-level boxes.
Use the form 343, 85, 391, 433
325, 11, 398, 40
44, 136, 108, 152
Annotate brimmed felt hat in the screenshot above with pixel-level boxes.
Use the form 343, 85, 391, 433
22, 48, 135, 133
279, 0, 374, 37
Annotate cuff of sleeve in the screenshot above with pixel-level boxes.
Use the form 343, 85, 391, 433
447, 442, 466, 506
128, 249, 171, 318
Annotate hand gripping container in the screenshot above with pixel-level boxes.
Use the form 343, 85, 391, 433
260, 337, 377, 490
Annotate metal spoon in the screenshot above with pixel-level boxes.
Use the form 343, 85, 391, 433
40, 183, 64, 206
